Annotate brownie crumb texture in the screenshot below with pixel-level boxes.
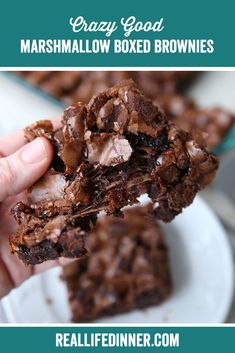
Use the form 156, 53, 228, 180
10, 80, 219, 265
62, 205, 172, 322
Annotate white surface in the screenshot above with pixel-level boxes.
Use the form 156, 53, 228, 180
2, 196, 234, 323
188, 72, 235, 111
0, 74, 62, 136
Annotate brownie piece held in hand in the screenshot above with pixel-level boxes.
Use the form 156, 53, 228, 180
10, 80, 219, 265
62, 205, 172, 322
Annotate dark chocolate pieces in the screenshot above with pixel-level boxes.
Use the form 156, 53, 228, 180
62, 205, 172, 322
10, 80, 219, 264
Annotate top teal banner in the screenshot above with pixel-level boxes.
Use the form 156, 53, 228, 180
0, 0, 234, 67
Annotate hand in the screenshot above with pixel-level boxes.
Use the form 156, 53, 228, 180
0, 121, 66, 299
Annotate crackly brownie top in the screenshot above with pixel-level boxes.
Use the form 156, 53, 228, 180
23, 79, 218, 218
17, 71, 233, 149
26, 79, 168, 171
10, 80, 219, 265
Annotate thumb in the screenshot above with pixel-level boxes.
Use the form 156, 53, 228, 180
0, 137, 53, 202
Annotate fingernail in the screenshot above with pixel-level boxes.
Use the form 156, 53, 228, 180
21, 138, 48, 164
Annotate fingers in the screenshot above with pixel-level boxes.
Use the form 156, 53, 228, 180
0, 137, 53, 202
0, 130, 26, 157
0, 116, 62, 157
0, 239, 33, 298
0, 257, 13, 298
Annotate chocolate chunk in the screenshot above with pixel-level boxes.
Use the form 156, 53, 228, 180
62, 205, 172, 322
10, 80, 219, 265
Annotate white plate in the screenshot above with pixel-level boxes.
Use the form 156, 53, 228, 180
2, 196, 234, 323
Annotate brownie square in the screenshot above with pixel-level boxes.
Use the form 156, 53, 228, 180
62, 205, 172, 322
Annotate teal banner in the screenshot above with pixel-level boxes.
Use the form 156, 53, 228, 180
0, 326, 234, 352
0, 0, 234, 67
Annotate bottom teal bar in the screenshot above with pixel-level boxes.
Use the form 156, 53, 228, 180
0, 326, 233, 352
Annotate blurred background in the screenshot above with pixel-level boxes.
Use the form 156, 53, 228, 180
0, 71, 235, 323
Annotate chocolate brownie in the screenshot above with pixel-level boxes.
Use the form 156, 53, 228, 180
15, 71, 196, 103
15, 71, 234, 148
155, 94, 235, 148
10, 80, 219, 265
62, 205, 172, 322
62, 71, 196, 105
